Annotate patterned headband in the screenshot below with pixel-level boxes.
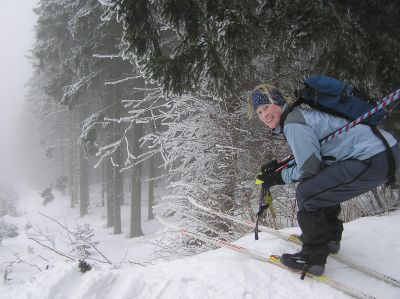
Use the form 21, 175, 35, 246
251, 88, 286, 112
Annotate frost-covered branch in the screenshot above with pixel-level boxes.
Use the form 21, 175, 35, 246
26, 213, 112, 265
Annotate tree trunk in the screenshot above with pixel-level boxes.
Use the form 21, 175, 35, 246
113, 147, 123, 234
69, 112, 77, 208
112, 64, 124, 234
79, 146, 89, 217
79, 104, 90, 217
106, 158, 114, 227
147, 156, 155, 220
101, 162, 106, 207
130, 121, 144, 237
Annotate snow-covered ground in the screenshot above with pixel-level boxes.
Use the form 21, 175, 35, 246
0, 185, 164, 288
1, 187, 400, 299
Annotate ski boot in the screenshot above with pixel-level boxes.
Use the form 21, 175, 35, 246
280, 252, 325, 276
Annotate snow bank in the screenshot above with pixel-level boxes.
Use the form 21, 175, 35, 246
1, 207, 400, 299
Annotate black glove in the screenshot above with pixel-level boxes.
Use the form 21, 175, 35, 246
257, 172, 285, 187
261, 159, 284, 174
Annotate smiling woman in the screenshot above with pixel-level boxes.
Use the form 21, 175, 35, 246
248, 85, 289, 129
249, 78, 400, 276
256, 104, 283, 129
0, 1, 37, 184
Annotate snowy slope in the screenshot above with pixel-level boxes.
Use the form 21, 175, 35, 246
1, 187, 399, 299
0, 185, 163, 289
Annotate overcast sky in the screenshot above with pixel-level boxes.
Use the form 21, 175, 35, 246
0, 1, 38, 184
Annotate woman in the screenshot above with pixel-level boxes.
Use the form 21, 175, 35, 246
250, 83, 400, 275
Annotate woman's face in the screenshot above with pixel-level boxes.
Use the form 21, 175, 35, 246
256, 103, 283, 129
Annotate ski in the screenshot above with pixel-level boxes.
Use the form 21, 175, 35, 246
185, 196, 400, 288
153, 210, 376, 299
286, 233, 400, 288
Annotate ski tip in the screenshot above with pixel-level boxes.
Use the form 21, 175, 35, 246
269, 254, 281, 259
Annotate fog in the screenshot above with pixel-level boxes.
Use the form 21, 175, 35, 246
0, 1, 38, 186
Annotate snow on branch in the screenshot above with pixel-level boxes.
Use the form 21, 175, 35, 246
60, 72, 98, 105
104, 75, 144, 86
78, 112, 107, 157
93, 54, 122, 59
27, 212, 113, 265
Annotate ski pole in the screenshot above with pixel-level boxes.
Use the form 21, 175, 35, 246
254, 183, 274, 240
255, 168, 278, 239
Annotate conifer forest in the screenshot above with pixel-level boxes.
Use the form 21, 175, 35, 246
26, 1, 400, 244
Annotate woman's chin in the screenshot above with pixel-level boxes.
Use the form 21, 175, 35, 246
268, 122, 278, 129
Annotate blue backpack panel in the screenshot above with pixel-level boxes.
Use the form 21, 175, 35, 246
296, 75, 385, 126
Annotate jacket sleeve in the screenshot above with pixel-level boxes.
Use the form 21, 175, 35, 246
281, 123, 323, 183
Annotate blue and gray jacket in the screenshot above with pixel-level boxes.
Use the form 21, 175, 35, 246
273, 106, 398, 184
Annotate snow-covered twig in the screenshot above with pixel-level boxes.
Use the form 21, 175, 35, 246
28, 237, 76, 261
36, 213, 113, 265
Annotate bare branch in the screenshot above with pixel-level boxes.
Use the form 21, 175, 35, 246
28, 237, 76, 261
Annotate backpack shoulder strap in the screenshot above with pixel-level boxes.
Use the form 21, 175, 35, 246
370, 126, 396, 185
279, 100, 302, 129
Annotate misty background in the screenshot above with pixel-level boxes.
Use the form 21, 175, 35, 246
0, 1, 38, 187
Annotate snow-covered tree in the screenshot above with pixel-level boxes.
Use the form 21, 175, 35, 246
29, 1, 400, 256
30, 0, 159, 237
101, 1, 400, 241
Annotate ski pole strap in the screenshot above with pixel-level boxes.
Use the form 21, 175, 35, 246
267, 196, 276, 219
255, 184, 273, 240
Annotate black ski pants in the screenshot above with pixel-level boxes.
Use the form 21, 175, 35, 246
296, 144, 400, 212
293, 145, 400, 264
